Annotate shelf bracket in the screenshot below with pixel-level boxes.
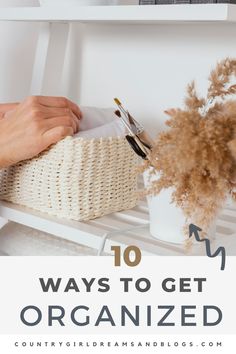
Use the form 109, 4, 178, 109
30, 22, 70, 96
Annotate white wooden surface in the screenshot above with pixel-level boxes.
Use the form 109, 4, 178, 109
0, 200, 236, 256
0, 4, 236, 23
0, 221, 98, 256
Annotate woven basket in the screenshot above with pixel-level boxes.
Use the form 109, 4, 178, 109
0, 136, 138, 221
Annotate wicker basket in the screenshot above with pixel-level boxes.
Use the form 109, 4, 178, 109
0, 136, 138, 221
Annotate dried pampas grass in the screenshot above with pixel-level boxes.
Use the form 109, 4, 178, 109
145, 58, 236, 230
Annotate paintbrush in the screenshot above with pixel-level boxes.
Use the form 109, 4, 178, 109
114, 109, 151, 159
114, 98, 154, 159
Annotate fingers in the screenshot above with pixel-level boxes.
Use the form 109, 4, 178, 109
30, 96, 82, 119
21, 96, 81, 134
42, 126, 74, 148
72, 112, 80, 133
0, 97, 80, 167
38, 106, 80, 132
40, 106, 79, 119
44, 115, 79, 134
38, 106, 80, 133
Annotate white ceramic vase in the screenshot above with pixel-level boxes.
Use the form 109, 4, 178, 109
144, 169, 216, 244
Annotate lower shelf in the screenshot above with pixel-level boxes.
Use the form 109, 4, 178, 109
0, 221, 98, 256
0, 200, 235, 256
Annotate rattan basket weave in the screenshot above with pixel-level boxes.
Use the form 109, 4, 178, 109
0, 136, 138, 221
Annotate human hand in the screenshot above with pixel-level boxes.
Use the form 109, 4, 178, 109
0, 96, 82, 168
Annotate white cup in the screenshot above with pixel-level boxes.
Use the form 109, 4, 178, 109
144, 169, 216, 245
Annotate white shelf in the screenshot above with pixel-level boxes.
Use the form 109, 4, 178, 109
0, 4, 236, 23
0, 200, 236, 256
1, 4, 236, 258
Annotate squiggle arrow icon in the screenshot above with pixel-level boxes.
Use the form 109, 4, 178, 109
189, 224, 226, 271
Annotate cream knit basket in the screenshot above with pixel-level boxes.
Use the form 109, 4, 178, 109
0, 136, 138, 221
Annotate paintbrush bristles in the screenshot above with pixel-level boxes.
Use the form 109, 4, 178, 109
114, 110, 121, 118
114, 98, 122, 106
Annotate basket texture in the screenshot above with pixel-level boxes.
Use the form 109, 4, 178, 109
0, 136, 138, 221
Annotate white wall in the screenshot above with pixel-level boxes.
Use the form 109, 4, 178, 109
0, 0, 137, 103
0, 1, 236, 136
77, 22, 236, 134
0, 0, 39, 102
